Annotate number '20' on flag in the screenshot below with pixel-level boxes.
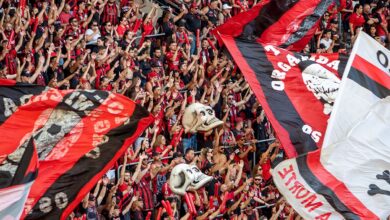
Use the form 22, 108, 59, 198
0, 80, 154, 219
220, 34, 347, 158
272, 32, 390, 219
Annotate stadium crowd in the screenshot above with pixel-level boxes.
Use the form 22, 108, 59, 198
0, 0, 388, 219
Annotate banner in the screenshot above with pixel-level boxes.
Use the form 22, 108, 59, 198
213, 0, 343, 51
0, 80, 154, 219
0, 138, 38, 219
221, 35, 347, 157
273, 32, 390, 219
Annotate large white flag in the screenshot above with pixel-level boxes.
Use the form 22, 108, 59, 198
272, 32, 390, 219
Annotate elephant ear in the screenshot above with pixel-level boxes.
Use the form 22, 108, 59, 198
169, 165, 192, 196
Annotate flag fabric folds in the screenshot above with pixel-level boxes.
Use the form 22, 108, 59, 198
0, 80, 154, 219
0, 137, 38, 220
221, 35, 347, 157
272, 32, 390, 219
213, 0, 343, 51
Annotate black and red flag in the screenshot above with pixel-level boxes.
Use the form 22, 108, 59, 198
220, 36, 347, 157
213, 0, 344, 51
0, 80, 154, 219
0, 134, 38, 219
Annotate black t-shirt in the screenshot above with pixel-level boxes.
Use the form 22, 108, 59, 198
159, 18, 175, 36
206, 9, 218, 25
184, 13, 202, 33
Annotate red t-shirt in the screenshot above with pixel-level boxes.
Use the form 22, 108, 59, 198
261, 160, 272, 181
349, 13, 365, 30
165, 51, 182, 71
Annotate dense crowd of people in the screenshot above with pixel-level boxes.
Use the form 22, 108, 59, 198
0, 0, 389, 219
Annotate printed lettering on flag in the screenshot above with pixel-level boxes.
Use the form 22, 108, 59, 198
0, 80, 154, 219
221, 35, 347, 157
273, 32, 390, 219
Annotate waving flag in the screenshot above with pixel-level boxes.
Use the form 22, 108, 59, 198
272, 32, 390, 219
0, 138, 38, 220
213, 0, 343, 51
0, 80, 154, 219
221, 35, 347, 157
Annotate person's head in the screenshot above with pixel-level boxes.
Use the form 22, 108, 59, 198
169, 42, 178, 51
109, 0, 116, 4
235, 117, 243, 129
178, 23, 185, 32
124, 171, 131, 182
220, 183, 228, 193
227, 94, 235, 105
206, 148, 213, 158
152, 86, 161, 97
323, 11, 330, 20
254, 175, 263, 186
120, 17, 129, 26
363, 3, 371, 14
210, 0, 219, 9
354, 4, 363, 14
64, 4, 71, 13
201, 38, 209, 49
190, 3, 198, 13
97, 37, 105, 46
101, 77, 111, 87
154, 135, 166, 148
154, 48, 162, 58
104, 21, 112, 31
370, 25, 377, 35
323, 29, 332, 39
91, 21, 99, 31
88, 195, 96, 207
65, 35, 74, 45
376, 2, 386, 13
162, 10, 172, 20
78, 1, 86, 10
141, 138, 150, 148
132, 199, 144, 211
222, 4, 232, 12
185, 148, 195, 162
70, 18, 79, 28
5, 23, 13, 32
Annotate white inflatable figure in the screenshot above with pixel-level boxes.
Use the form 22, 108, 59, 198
301, 63, 341, 115
182, 103, 224, 134
169, 163, 213, 196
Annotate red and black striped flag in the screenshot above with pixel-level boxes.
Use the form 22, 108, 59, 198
220, 35, 347, 157
213, 0, 343, 51
273, 32, 390, 220
0, 80, 154, 219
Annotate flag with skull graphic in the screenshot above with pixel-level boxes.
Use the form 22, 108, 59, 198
272, 32, 390, 219
220, 34, 348, 158
0, 80, 154, 219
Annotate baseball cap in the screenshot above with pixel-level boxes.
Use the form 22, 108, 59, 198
222, 4, 232, 10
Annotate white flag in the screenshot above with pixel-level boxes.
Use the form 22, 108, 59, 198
272, 32, 390, 219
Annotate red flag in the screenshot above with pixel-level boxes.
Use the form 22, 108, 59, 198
220, 35, 347, 157
213, 0, 345, 51
0, 80, 154, 219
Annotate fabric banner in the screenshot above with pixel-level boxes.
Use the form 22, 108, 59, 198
272, 32, 390, 219
0, 80, 154, 219
0, 136, 38, 220
213, 0, 343, 51
221, 35, 347, 157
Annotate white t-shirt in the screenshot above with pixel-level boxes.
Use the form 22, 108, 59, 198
85, 29, 100, 45
320, 38, 333, 50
